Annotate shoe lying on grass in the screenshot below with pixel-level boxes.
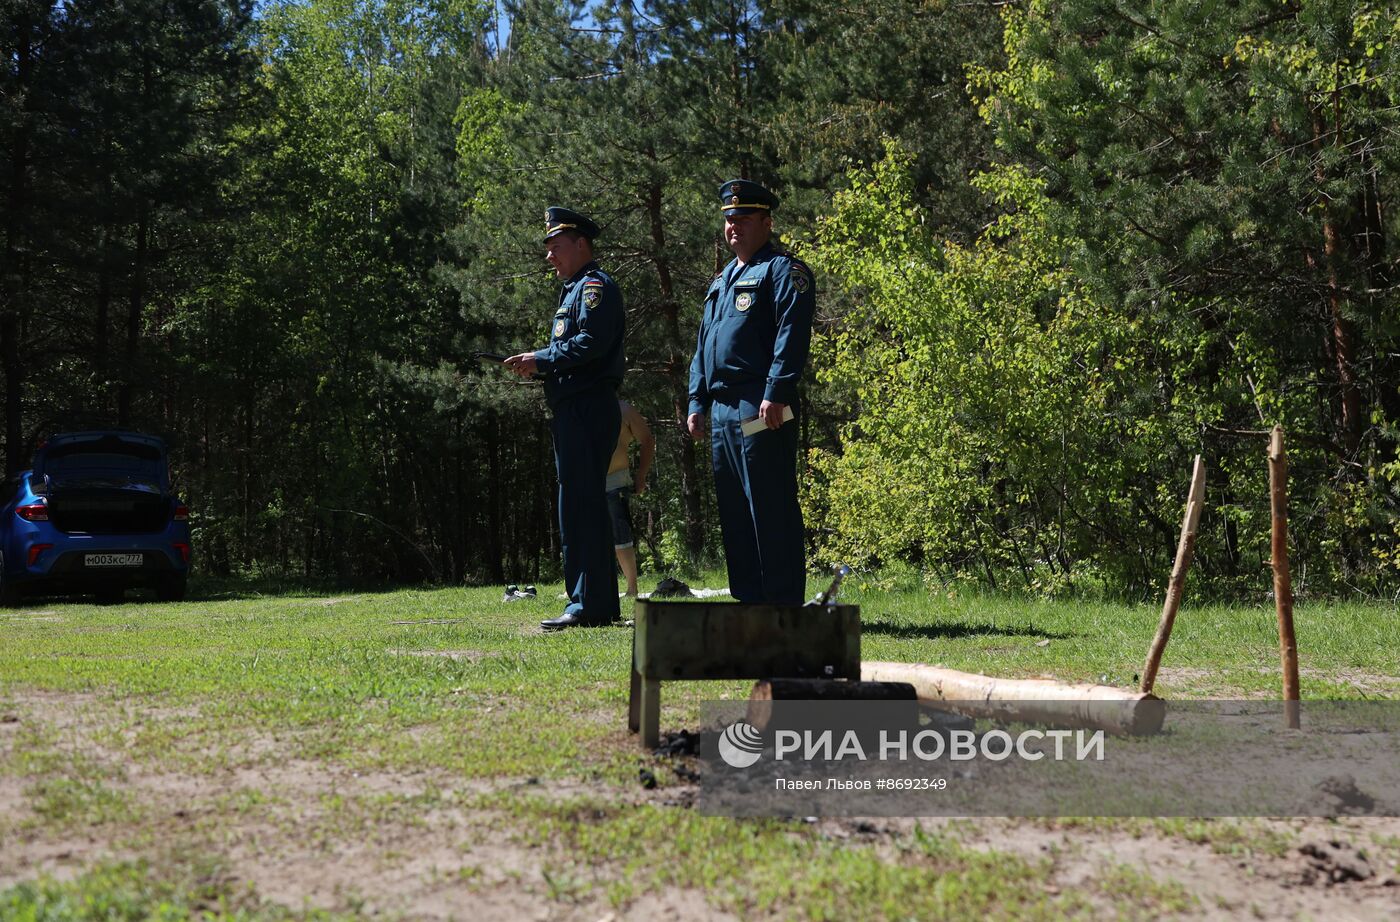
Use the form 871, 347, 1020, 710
502, 584, 537, 602
649, 577, 692, 598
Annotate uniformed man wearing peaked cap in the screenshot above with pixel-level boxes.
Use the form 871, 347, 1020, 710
506, 206, 625, 629
686, 180, 815, 604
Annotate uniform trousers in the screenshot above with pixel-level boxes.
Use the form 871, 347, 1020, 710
709, 391, 806, 604
550, 390, 621, 621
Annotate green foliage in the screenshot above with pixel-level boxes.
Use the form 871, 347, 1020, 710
5, 0, 1398, 596
808, 1, 1400, 596
453, 85, 516, 207
809, 145, 1164, 592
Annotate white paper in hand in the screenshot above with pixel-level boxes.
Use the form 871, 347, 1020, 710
740, 405, 795, 436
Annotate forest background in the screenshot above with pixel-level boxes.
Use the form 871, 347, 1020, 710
2, 0, 1398, 599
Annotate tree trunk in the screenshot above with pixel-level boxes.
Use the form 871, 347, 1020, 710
118, 206, 148, 427
2, 6, 34, 475
644, 179, 705, 564
240, 378, 254, 569
1351, 146, 1398, 460
1311, 102, 1362, 456
485, 414, 505, 582
454, 411, 467, 583
95, 223, 112, 382
532, 415, 549, 583
0, 313, 19, 477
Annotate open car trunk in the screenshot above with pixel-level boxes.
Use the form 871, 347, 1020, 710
46, 485, 171, 534
34, 433, 174, 535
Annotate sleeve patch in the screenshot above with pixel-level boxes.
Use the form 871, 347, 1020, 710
790, 264, 812, 294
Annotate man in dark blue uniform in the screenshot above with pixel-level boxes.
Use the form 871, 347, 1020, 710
506, 207, 625, 630
686, 180, 815, 605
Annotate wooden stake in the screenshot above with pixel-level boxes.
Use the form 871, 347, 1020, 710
1140, 456, 1206, 694
1269, 426, 1301, 728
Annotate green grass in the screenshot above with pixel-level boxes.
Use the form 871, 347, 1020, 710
0, 860, 343, 921
495, 791, 1094, 919
1040, 817, 1297, 859
1, 572, 1397, 919
1094, 864, 1197, 917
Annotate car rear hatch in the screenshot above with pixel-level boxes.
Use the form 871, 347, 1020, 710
34, 433, 173, 535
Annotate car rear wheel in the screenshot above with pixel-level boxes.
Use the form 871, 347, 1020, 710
95, 585, 125, 605
156, 574, 187, 602
0, 554, 20, 608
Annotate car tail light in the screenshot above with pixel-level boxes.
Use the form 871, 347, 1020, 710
172, 543, 190, 563
16, 502, 48, 522
27, 543, 52, 566
173, 505, 189, 522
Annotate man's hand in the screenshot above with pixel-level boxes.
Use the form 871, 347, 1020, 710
759, 400, 787, 430
503, 352, 538, 379
686, 412, 706, 440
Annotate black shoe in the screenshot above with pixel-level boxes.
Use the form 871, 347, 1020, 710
541, 612, 587, 631
540, 612, 614, 631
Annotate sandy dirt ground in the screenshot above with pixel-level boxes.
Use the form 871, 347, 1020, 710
3, 689, 1400, 920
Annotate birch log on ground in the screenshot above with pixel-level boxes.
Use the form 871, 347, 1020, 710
861, 661, 1165, 736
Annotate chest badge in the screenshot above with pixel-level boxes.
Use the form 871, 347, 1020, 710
735, 292, 753, 312
554, 318, 567, 337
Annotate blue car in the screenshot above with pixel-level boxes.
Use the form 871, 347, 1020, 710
0, 431, 191, 605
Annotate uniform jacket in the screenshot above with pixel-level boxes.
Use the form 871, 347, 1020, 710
534, 261, 625, 407
688, 242, 815, 415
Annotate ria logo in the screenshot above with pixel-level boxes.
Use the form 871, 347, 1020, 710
718, 721, 764, 768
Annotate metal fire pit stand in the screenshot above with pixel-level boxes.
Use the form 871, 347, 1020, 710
628, 600, 861, 748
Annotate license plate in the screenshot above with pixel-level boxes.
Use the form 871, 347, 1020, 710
85, 553, 143, 568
